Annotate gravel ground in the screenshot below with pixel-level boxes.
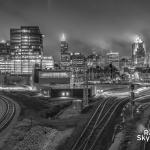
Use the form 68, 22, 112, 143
13, 126, 73, 150
1, 119, 73, 150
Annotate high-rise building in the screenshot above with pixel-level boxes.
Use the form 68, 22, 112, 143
60, 34, 70, 70
132, 36, 146, 67
106, 52, 120, 69
10, 26, 43, 74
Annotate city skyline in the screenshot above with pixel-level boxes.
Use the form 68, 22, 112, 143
1, 0, 150, 60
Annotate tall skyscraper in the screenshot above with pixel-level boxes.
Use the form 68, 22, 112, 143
132, 36, 146, 67
10, 26, 43, 74
60, 34, 70, 70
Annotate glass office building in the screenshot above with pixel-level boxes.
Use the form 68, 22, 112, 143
10, 26, 43, 74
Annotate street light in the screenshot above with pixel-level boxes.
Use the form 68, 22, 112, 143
62, 92, 65, 97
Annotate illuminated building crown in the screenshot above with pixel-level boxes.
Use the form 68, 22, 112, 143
61, 33, 66, 41
135, 36, 143, 43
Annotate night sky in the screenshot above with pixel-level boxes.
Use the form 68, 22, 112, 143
1, 0, 150, 60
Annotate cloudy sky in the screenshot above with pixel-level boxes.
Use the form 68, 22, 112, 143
0, 0, 150, 59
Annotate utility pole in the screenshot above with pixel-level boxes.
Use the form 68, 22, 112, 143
83, 59, 88, 108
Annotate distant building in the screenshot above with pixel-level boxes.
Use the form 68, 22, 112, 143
140, 68, 150, 83
10, 26, 43, 74
38, 70, 71, 85
87, 53, 101, 68
0, 41, 12, 74
106, 52, 120, 69
54, 62, 61, 70
70, 52, 85, 83
70, 52, 85, 71
42, 56, 54, 70
145, 53, 150, 67
132, 36, 146, 67
120, 57, 132, 69
60, 34, 70, 70
0, 41, 10, 60
0, 59, 13, 74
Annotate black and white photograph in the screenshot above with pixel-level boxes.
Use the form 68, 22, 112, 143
0, 0, 150, 150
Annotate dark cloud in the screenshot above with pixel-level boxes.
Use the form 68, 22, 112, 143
140, 29, 150, 52
0, 0, 150, 59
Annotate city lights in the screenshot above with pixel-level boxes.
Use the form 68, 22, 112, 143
66, 92, 69, 96
61, 92, 65, 97
0, 25, 149, 85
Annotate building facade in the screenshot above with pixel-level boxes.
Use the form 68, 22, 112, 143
38, 70, 71, 85
70, 52, 85, 84
42, 56, 54, 70
10, 26, 43, 74
0, 41, 10, 59
87, 53, 101, 68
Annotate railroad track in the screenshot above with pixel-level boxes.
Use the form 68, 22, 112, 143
71, 96, 129, 150
0, 96, 16, 132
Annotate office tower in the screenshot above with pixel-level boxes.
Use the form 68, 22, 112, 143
60, 34, 70, 70
132, 36, 146, 67
10, 26, 43, 74
106, 52, 120, 69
